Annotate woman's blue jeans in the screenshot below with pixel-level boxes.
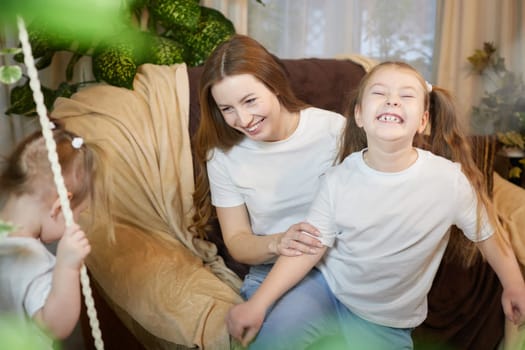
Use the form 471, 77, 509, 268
240, 264, 341, 349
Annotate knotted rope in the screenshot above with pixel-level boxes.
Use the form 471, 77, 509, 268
16, 16, 104, 350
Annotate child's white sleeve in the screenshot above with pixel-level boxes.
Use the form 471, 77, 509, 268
306, 174, 338, 247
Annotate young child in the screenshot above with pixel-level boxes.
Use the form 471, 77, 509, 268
226, 61, 525, 349
0, 127, 96, 348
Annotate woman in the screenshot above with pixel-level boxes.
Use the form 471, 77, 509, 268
191, 34, 346, 349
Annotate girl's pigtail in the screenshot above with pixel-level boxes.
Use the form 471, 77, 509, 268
338, 90, 367, 162
427, 88, 510, 266
84, 141, 115, 244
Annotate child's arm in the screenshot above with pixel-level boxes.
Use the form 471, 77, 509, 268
33, 224, 91, 339
477, 235, 525, 325
227, 246, 327, 346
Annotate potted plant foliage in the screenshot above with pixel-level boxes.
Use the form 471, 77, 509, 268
0, 0, 236, 116
468, 42, 525, 183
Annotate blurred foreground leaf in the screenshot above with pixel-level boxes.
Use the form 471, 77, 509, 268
1, 0, 130, 47
0, 65, 22, 84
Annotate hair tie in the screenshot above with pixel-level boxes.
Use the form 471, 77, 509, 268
72, 137, 84, 149
425, 81, 433, 93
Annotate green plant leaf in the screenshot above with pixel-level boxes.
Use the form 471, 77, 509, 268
1, 0, 129, 47
497, 131, 525, 149
5, 80, 55, 116
0, 47, 22, 55
469, 42, 525, 135
146, 35, 186, 66
149, 0, 201, 31
179, 6, 236, 67
0, 65, 22, 84
92, 42, 137, 90
34, 51, 55, 71
508, 166, 522, 179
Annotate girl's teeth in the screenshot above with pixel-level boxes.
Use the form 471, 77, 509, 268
379, 115, 401, 122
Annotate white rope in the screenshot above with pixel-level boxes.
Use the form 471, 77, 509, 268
16, 16, 104, 350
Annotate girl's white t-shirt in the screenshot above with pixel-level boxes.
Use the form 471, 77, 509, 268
0, 236, 55, 348
309, 148, 493, 328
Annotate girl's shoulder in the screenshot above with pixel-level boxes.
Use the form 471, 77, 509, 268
0, 236, 45, 250
418, 148, 461, 169
0, 237, 51, 262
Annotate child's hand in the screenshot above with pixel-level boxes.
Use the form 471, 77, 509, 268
56, 224, 91, 270
502, 286, 525, 326
226, 301, 266, 347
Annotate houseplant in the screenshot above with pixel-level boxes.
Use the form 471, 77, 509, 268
468, 42, 525, 182
0, 0, 236, 116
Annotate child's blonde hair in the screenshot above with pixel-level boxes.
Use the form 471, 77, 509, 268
1, 124, 112, 235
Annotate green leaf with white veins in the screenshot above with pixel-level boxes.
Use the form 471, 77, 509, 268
0, 65, 22, 84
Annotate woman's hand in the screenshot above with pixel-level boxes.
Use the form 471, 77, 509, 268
271, 222, 324, 257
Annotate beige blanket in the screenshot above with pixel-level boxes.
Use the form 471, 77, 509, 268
52, 63, 242, 349
493, 172, 525, 350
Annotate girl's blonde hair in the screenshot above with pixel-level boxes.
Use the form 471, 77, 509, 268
1, 124, 112, 235
340, 61, 509, 265
190, 34, 308, 238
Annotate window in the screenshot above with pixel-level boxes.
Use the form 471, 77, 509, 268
248, 0, 437, 79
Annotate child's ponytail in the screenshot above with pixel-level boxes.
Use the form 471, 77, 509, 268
422, 87, 510, 265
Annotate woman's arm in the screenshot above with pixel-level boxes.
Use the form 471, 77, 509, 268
226, 246, 327, 346
217, 205, 323, 265
477, 235, 525, 325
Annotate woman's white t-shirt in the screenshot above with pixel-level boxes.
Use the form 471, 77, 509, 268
207, 107, 345, 236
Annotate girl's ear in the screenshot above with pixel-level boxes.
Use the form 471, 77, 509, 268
418, 110, 429, 134
49, 192, 73, 219
354, 105, 363, 127
50, 197, 62, 219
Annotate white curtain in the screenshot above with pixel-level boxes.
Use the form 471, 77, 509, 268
247, 0, 360, 59
247, 0, 437, 79
434, 0, 525, 128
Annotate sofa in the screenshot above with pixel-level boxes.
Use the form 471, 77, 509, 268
50, 57, 525, 350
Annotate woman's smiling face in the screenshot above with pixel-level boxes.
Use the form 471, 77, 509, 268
211, 73, 290, 142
